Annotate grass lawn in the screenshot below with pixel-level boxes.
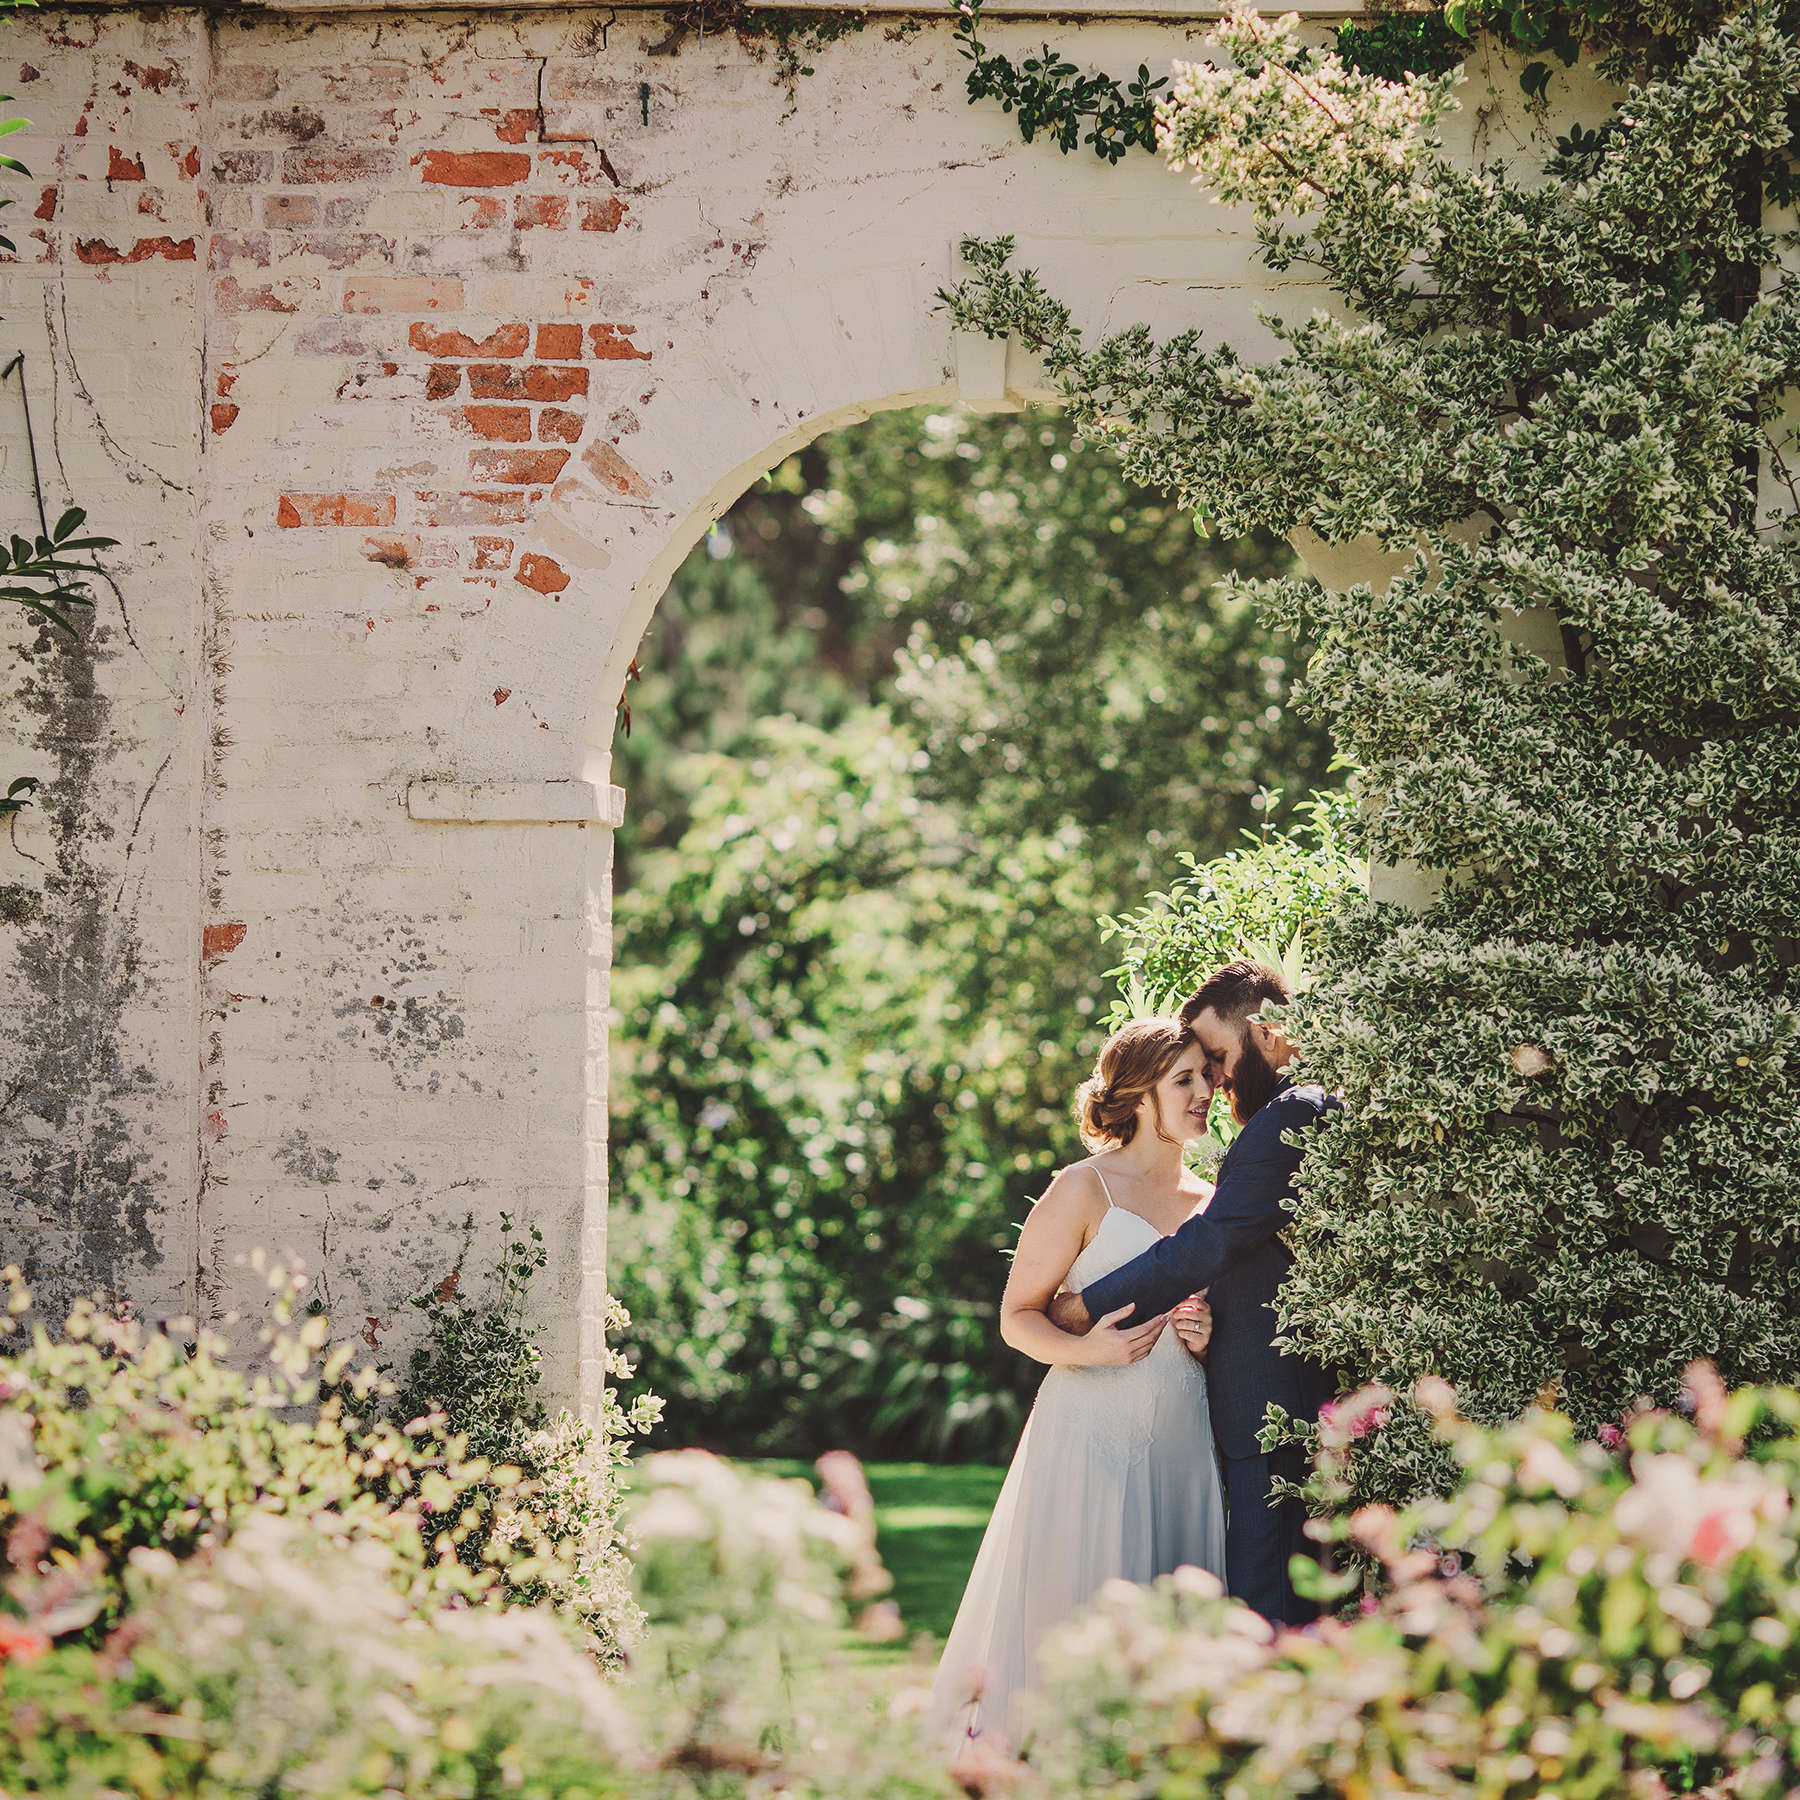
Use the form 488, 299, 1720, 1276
751, 1459, 1005, 1648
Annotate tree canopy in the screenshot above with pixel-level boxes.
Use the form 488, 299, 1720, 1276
607, 406, 1333, 1458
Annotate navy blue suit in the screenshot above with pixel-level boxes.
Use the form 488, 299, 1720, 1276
1078, 1077, 1338, 1623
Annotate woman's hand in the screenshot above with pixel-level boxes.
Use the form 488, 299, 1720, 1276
1073, 1304, 1169, 1366
1171, 1293, 1213, 1360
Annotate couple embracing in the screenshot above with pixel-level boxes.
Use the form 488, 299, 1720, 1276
928, 958, 1339, 1749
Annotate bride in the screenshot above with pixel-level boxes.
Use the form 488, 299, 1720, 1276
927, 1017, 1228, 1750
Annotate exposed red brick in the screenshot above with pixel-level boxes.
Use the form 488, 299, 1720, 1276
343, 275, 461, 313
136, 190, 166, 218
284, 145, 399, 183
204, 1109, 228, 1143
277, 491, 396, 528
583, 440, 653, 499
470, 535, 514, 570
202, 920, 247, 963
416, 149, 531, 187
514, 194, 568, 230
466, 363, 523, 399
493, 685, 512, 705
471, 446, 570, 484
515, 553, 570, 595
526, 363, 588, 401
536, 322, 583, 359
589, 322, 650, 361
538, 407, 584, 443
214, 276, 302, 313
425, 364, 462, 400
216, 370, 238, 397
264, 193, 319, 227
107, 146, 146, 181
76, 235, 197, 264
124, 60, 177, 94
578, 195, 626, 232
409, 321, 528, 358
536, 148, 611, 188
461, 405, 532, 441
492, 108, 539, 144
32, 185, 55, 221
16, 63, 39, 83
414, 490, 529, 527
210, 402, 239, 434
180, 145, 201, 179
457, 194, 507, 230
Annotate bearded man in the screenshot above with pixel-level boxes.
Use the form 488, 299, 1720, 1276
1047, 958, 1338, 1625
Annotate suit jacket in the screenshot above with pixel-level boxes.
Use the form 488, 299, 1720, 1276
1078, 1077, 1338, 1459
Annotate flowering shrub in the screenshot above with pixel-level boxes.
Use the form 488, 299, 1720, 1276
491, 1332, 663, 1666
0, 1260, 493, 1643
0, 1513, 633, 1800
1024, 1373, 1800, 1800
385, 1220, 662, 1663
945, 0, 1800, 1505
623, 1449, 947, 1800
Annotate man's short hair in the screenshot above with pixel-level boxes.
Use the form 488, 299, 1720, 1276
1179, 958, 1290, 1030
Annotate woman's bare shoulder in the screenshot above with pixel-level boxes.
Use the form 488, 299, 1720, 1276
1033, 1160, 1111, 1225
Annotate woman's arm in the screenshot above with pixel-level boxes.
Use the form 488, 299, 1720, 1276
1000, 1168, 1169, 1367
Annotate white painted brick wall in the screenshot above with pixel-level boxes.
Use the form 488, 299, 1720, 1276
0, 2, 1582, 1410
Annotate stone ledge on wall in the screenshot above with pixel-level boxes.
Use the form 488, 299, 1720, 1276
215, 0, 1361, 15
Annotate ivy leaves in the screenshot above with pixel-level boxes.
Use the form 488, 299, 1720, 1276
1, 507, 115, 638
953, 0, 1166, 164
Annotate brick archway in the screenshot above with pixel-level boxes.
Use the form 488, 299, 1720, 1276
0, 0, 1557, 1412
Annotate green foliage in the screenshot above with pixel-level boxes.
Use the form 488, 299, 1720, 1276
0, 1424, 949, 1800
0, 1514, 634, 1800
388, 1216, 554, 1471
1029, 1375, 1800, 1800
0, 1263, 498, 1642
0, 506, 116, 824
1100, 788, 1365, 1021
384, 1216, 662, 1664
952, 0, 1166, 162
944, 4, 1800, 1506
1334, 9, 1471, 79
611, 405, 1327, 1461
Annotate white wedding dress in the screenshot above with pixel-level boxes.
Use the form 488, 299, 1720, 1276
928, 1179, 1228, 1748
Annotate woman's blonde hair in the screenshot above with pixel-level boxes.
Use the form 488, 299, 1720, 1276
1075, 1017, 1191, 1151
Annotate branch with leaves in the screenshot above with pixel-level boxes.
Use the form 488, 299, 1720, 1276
0, 508, 116, 823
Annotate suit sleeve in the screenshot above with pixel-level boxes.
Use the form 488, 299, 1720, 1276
1077, 1104, 1309, 1325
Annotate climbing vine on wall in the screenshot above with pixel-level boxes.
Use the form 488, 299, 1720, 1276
944, 0, 1800, 1506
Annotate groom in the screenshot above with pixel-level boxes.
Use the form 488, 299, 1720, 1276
1048, 958, 1338, 1625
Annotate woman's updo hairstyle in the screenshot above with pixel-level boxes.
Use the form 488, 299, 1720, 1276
1076, 1017, 1190, 1151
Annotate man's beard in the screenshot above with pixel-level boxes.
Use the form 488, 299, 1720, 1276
1226, 1033, 1283, 1126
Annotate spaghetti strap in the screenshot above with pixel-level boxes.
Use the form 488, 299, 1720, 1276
1093, 1167, 1117, 1210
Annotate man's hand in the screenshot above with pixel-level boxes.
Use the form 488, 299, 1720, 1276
1171, 1293, 1213, 1360
1046, 1289, 1092, 1335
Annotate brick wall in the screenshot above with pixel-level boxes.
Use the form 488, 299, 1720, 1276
0, 2, 1575, 1410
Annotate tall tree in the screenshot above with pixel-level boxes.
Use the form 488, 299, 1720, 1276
607, 405, 1333, 1458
